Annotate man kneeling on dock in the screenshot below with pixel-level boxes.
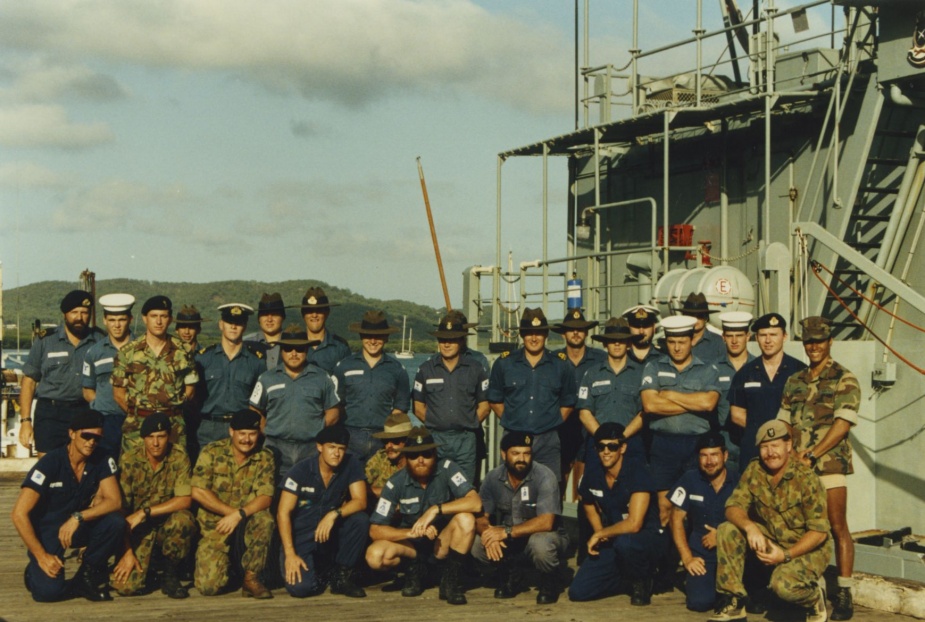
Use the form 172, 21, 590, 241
110, 413, 195, 599
366, 428, 481, 605
12, 409, 124, 602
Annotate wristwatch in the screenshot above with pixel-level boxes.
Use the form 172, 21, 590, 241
783, 549, 792, 563
504, 525, 513, 538
72, 511, 84, 524
805, 451, 818, 467
335, 508, 343, 518
143, 507, 152, 521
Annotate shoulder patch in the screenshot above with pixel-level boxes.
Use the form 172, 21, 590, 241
669, 487, 687, 507
375, 497, 392, 516
108, 457, 118, 475
558, 352, 567, 360
284, 477, 298, 492
500, 351, 510, 358
197, 346, 207, 355
451, 472, 467, 486
30, 470, 46, 486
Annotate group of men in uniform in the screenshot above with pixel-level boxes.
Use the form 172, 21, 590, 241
12, 288, 860, 621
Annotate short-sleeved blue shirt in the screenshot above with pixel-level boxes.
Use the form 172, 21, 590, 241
250, 365, 339, 442
693, 329, 727, 365
487, 349, 578, 434
641, 356, 721, 435
553, 346, 607, 386
412, 354, 488, 431
81, 337, 127, 415
715, 353, 756, 428
464, 348, 491, 375
479, 461, 561, 527
576, 358, 643, 427
22, 446, 119, 532
280, 454, 365, 544
306, 331, 352, 374
371, 459, 473, 528
729, 353, 807, 466
579, 456, 660, 531
669, 466, 741, 558
333, 353, 411, 429
23, 326, 104, 401
196, 343, 265, 416
242, 332, 281, 370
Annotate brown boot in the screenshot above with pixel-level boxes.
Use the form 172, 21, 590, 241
242, 570, 273, 599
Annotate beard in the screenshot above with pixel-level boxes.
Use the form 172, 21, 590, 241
505, 459, 531, 478
65, 319, 89, 338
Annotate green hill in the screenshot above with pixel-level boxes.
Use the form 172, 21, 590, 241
1, 279, 444, 353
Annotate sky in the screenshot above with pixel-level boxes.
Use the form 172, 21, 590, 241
0, 0, 825, 308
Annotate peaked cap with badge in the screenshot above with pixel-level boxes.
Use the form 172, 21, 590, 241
218, 303, 254, 325
622, 304, 660, 328
752, 312, 787, 332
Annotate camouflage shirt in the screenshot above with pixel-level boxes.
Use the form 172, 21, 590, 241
365, 449, 403, 492
191, 438, 275, 528
111, 335, 199, 410
119, 442, 192, 512
777, 359, 860, 475
726, 456, 830, 548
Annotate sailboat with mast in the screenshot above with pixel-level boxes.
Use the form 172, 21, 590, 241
396, 315, 414, 359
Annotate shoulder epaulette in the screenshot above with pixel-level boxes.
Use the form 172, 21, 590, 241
558, 352, 567, 360
333, 333, 349, 345
197, 346, 208, 356
500, 351, 510, 358
244, 342, 265, 358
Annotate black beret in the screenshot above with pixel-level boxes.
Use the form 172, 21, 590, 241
60, 290, 93, 314
593, 422, 626, 443
69, 409, 104, 431
230, 409, 261, 431
142, 295, 173, 315
695, 431, 726, 451
752, 313, 787, 332
316, 424, 350, 446
140, 413, 171, 437
500, 431, 534, 451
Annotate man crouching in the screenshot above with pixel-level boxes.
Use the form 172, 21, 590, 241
365, 427, 481, 605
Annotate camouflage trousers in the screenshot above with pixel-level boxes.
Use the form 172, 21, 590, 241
122, 414, 186, 456
716, 521, 830, 607
111, 510, 196, 595
195, 510, 274, 596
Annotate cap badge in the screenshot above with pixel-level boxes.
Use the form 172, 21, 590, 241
307, 296, 317, 305
525, 436, 531, 445
768, 428, 776, 438
572, 310, 580, 319
635, 310, 646, 319
231, 306, 242, 316
82, 298, 91, 307
531, 317, 541, 327
446, 322, 452, 330
770, 317, 779, 326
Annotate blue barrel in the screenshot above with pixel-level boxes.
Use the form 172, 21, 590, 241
567, 277, 583, 310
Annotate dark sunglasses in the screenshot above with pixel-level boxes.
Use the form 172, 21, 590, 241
596, 442, 622, 453
279, 345, 308, 353
80, 432, 103, 443
404, 450, 436, 460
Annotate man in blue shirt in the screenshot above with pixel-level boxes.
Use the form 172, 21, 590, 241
244, 293, 286, 370
487, 308, 578, 478
82, 293, 135, 459
20, 290, 104, 456
568, 423, 663, 604
196, 304, 265, 449
334, 311, 410, 463
714, 312, 756, 465
413, 313, 489, 482
366, 429, 482, 605
250, 325, 340, 481
669, 432, 741, 612
680, 293, 726, 365
729, 313, 806, 469
11, 410, 125, 602
473, 431, 567, 604
300, 287, 351, 374
277, 425, 369, 599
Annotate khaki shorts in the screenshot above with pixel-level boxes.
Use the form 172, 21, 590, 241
820, 473, 847, 490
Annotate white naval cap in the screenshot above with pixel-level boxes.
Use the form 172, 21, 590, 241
661, 315, 697, 336
718, 311, 753, 332
218, 303, 255, 323
99, 293, 135, 314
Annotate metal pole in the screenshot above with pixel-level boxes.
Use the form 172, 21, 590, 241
594, 129, 602, 310
542, 142, 550, 312
583, 0, 589, 128
663, 111, 671, 271
721, 119, 729, 264
494, 156, 503, 344
696, 0, 704, 107
417, 157, 452, 311
631, 0, 639, 114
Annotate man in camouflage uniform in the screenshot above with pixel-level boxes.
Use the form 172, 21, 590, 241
111, 413, 196, 598
111, 295, 199, 455
778, 316, 861, 620
191, 409, 275, 598
365, 412, 412, 499
710, 420, 830, 622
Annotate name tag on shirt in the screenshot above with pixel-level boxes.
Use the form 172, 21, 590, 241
658, 371, 676, 378
719, 376, 730, 382
589, 488, 604, 498
520, 486, 530, 500
49, 482, 63, 488
426, 378, 444, 385
400, 497, 420, 505
592, 380, 611, 388
96, 357, 114, 367
345, 370, 364, 377
744, 381, 762, 388
48, 351, 69, 359
690, 494, 704, 501
266, 383, 286, 394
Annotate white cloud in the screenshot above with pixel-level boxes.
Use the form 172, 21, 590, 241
0, 56, 127, 103
0, 104, 113, 148
0, 161, 74, 188
0, 0, 573, 114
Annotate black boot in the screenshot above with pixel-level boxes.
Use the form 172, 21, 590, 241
442, 551, 467, 605
71, 563, 113, 602
401, 559, 426, 597
330, 565, 366, 598
161, 561, 189, 599
536, 571, 560, 605
831, 585, 854, 620
494, 563, 519, 599
630, 577, 653, 606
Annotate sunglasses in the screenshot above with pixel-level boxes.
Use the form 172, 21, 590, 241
80, 432, 103, 443
405, 450, 436, 460
596, 442, 622, 453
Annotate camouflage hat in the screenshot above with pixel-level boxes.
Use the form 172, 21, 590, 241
431, 313, 471, 339
517, 308, 550, 333
755, 420, 791, 446
300, 286, 339, 311
349, 310, 400, 336
591, 317, 635, 343
622, 304, 659, 328
680, 292, 718, 316
372, 412, 414, 439
400, 427, 440, 453
752, 313, 787, 332
142, 295, 172, 315
551, 308, 599, 333
140, 412, 171, 437
256, 293, 286, 317
175, 305, 205, 327
60, 290, 94, 314
801, 316, 832, 343
500, 431, 534, 451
